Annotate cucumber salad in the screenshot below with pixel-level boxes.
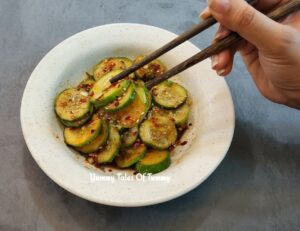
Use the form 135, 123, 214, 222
54, 56, 191, 174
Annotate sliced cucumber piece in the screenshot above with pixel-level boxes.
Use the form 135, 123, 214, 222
136, 150, 171, 174
139, 116, 177, 149
97, 126, 121, 163
93, 57, 133, 81
152, 103, 190, 126
104, 83, 137, 112
121, 127, 139, 147
115, 143, 146, 168
76, 119, 109, 153
64, 114, 102, 147
55, 88, 91, 121
169, 103, 190, 126
136, 81, 152, 110
60, 107, 93, 127
134, 55, 166, 79
77, 75, 95, 93
152, 81, 187, 109
109, 84, 150, 128
90, 70, 130, 107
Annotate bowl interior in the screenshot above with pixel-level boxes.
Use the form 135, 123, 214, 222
21, 23, 234, 206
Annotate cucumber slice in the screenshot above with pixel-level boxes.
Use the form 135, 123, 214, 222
64, 114, 102, 147
136, 150, 171, 174
104, 83, 137, 112
134, 55, 166, 79
93, 57, 133, 81
97, 126, 121, 163
136, 81, 152, 110
169, 103, 190, 126
152, 81, 187, 109
90, 70, 130, 107
60, 107, 94, 127
152, 103, 190, 126
55, 88, 91, 121
76, 119, 109, 153
115, 143, 146, 168
139, 116, 177, 149
77, 75, 95, 93
121, 127, 139, 147
109, 84, 150, 128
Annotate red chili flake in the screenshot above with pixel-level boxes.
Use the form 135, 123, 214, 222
152, 89, 158, 96
89, 92, 94, 97
133, 142, 141, 147
114, 101, 120, 106
180, 141, 188, 146
125, 115, 131, 120
88, 153, 98, 159
104, 61, 116, 72
150, 63, 160, 73
91, 129, 95, 134
60, 102, 68, 107
79, 98, 87, 103
169, 144, 176, 151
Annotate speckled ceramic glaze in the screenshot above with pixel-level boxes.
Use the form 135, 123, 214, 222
20, 23, 235, 207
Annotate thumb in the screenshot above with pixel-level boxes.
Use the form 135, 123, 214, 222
207, 0, 283, 52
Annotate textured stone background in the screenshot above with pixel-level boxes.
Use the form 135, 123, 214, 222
0, 0, 299, 230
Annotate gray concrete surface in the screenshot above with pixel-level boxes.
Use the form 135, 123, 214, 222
0, 0, 299, 230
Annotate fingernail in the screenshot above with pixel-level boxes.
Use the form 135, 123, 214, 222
217, 69, 226, 76
211, 55, 219, 69
208, 0, 231, 14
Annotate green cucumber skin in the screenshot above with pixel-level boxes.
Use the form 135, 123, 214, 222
60, 107, 94, 128
109, 83, 150, 129
139, 116, 177, 150
100, 147, 120, 163
115, 145, 147, 168
135, 151, 171, 174
104, 84, 137, 112
76, 120, 109, 154
173, 104, 190, 126
154, 99, 186, 110
154, 104, 190, 127
134, 55, 166, 79
93, 57, 134, 81
91, 79, 130, 107
121, 127, 139, 148
135, 82, 152, 119
64, 120, 102, 148
54, 88, 91, 122
152, 81, 187, 109
140, 140, 166, 150
97, 126, 121, 164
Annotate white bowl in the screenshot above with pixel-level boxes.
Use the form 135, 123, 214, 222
21, 23, 235, 207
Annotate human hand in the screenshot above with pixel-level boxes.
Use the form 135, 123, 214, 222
200, 0, 300, 109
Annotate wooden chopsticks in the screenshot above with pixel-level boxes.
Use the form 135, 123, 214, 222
110, 0, 300, 89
